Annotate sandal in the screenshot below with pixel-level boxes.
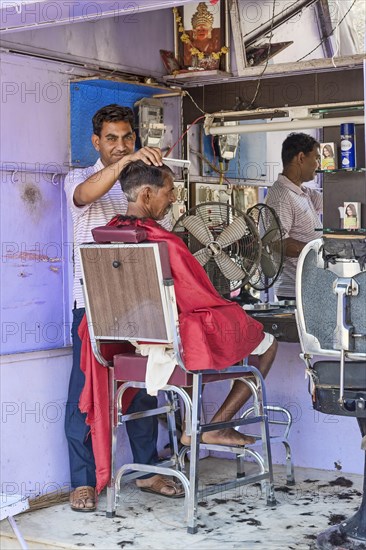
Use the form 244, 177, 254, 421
137, 475, 185, 499
70, 485, 96, 512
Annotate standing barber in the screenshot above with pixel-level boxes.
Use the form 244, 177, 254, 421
64, 104, 173, 512
265, 132, 323, 300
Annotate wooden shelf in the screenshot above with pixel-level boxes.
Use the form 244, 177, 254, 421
317, 168, 365, 173
162, 70, 231, 84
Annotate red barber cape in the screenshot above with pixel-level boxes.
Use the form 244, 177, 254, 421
108, 216, 265, 369
79, 215, 264, 493
78, 319, 137, 493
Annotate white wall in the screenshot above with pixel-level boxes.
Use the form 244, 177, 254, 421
1, 7, 175, 77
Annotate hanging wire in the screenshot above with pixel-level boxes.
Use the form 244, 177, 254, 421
297, 0, 357, 61
165, 114, 206, 156
248, 0, 278, 109
190, 148, 231, 183
183, 90, 206, 115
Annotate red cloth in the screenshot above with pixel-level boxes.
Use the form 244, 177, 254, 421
108, 216, 265, 370
78, 316, 137, 493
79, 215, 265, 493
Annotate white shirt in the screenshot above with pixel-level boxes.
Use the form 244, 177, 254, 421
265, 174, 323, 298
64, 159, 171, 308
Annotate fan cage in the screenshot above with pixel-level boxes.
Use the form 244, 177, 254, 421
173, 202, 261, 297
247, 203, 285, 291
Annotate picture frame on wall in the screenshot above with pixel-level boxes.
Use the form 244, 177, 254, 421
160, 50, 181, 75
173, 1, 229, 72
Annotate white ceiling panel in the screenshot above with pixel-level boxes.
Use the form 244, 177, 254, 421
0, 0, 196, 33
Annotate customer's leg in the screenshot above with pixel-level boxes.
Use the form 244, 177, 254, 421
181, 338, 278, 446
126, 390, 184, 497
65, 308, 96, 510
202, 338, 278, 444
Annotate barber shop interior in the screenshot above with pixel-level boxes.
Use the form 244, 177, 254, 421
1, 1, 365, 548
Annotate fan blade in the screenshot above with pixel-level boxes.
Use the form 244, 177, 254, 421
193, 248, 211, 267
215, 252, 248, 281
217, 216, 249, 248
262, 226, 280, 246
181, 216, 213, 246
261, 249, 277, 278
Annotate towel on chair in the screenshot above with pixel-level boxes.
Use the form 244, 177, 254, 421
134, 344, 176, 396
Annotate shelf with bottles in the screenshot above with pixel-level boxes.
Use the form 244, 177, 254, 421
316, 167, 365, 174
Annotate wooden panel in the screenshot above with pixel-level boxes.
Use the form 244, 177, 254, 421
183, 69, 364, 122
80, 246, 168, 341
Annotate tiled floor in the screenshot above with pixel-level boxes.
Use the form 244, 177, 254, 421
0, 459, 364, 550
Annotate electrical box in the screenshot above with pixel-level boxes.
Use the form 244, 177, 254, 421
135, 97, 166, 148
190, 182, 232, 207
171, 181, 187, 223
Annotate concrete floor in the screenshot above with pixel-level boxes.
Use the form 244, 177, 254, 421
0, 459, 364, 550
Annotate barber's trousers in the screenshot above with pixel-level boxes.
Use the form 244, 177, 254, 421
64, 308, 158, 489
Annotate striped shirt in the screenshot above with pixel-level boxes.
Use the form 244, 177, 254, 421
265, 174, 323, 298
64, 159, 172, 308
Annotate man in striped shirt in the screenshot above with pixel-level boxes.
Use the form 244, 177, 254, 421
265, 133, 323, 300
64, 105, 178, 511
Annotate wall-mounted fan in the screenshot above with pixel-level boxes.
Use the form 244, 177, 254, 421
173, 202, 284, 299
173, 202, 261, 297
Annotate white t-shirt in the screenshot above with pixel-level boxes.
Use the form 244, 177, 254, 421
265, 174, 323, 298
64, 159, 171, 308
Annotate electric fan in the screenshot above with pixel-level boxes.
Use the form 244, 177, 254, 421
246, 203, 285, 291
173, 202, 261, 297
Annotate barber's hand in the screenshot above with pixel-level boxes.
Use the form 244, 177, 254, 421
130, 147, 163, 166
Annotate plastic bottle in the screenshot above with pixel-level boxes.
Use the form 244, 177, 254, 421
340, 123, 356, 169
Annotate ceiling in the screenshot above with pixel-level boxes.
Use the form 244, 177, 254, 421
0, 0, 197, 33
1, 0, 363, 86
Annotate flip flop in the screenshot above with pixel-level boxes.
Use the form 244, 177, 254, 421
138, 476, 185, 499
70, 485, 96, 512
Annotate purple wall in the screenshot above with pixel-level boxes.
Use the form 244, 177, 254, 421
1, 7, 175, 78
203, 343, 363, 475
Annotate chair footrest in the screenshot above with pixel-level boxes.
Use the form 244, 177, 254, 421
200, 415, 264, 433
198, 442, 254, 454
198, 472, 270, 499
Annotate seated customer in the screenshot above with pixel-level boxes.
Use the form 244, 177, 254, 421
110, 160, 278, 447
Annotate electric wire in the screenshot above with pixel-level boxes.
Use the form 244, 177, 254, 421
248, 0, 277, 109
297, 0, 357, 61
190, 148, 232, 185
183, 90, 206, 114
165, 114, 206, 156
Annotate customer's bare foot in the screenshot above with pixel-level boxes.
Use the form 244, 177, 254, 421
181, 428, 255, 446
136, 475, 184, 498
180, 432, 192, 446
203, 428, 255, 446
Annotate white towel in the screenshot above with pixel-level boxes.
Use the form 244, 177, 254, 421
134, 344, 176, 396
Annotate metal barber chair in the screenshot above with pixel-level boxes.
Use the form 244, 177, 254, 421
296, 237, 366, 548
79, 224, 276, 534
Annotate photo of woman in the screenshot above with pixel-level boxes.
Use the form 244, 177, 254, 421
321, 143, 336, 170
343, 203, 359, 229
